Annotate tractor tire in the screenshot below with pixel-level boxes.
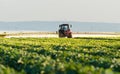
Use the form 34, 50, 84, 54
59, 33, 65, 38
67, 34, 72, 38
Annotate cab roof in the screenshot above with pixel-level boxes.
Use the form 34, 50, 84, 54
59, 24, 69, 27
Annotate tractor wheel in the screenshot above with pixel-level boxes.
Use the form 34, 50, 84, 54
67, 34, 72, 38
59, 33, 64, 38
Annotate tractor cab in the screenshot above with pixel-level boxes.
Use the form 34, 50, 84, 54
59, 24, 70, 31
58, 24, 72, 38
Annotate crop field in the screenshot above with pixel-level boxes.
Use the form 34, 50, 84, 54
0, 37, 120, 74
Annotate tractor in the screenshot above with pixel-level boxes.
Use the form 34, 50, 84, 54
58, 24, 72, 38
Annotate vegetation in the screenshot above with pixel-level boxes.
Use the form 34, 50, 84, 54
0, 37, 120, 74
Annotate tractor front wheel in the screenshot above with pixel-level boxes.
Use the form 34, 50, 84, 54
67, 34, 72, 38
59, 33, 65, 38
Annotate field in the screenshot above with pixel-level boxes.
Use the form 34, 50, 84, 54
0, 37, 120, 74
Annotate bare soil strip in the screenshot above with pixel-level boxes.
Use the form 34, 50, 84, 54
0, 32, 120, 38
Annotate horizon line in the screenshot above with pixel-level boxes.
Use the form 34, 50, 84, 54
0, 21, 120, 24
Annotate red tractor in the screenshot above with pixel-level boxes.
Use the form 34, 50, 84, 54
58, 24, 72, 38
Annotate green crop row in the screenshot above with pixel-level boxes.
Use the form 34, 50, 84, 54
0, 37, 120, 74
0, 64, 25, 74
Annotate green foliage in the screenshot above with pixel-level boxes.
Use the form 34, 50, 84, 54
0, 64, 25, 74
0, 37, 120, 74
